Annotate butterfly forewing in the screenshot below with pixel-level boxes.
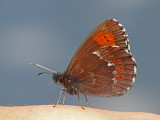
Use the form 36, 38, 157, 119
66, 19, 116, 75
66, 19, 136, 96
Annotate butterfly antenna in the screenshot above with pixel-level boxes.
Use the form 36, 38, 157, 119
30, 62, 57, 73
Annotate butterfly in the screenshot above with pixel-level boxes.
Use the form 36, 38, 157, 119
31, 19, 137, 109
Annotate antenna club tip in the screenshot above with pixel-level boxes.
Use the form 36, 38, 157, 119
37, 73, 42, 76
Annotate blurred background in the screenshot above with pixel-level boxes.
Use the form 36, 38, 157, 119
0, 0, 160, 114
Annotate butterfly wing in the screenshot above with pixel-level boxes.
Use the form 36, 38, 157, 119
66, 19, 137, 96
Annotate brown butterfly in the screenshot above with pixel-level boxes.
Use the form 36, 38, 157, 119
31, 19, 137, 109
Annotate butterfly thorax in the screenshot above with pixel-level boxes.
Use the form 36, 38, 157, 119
52, 72, 78, 95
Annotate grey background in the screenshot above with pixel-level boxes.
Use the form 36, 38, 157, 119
0, 0, 160, 114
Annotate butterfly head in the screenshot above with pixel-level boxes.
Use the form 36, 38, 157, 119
52, 72, 65, 84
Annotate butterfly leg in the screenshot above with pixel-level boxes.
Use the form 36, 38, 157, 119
46, 82, 55, 105
84, 95, 92, 108
62, 88, 66, 105
53, 88, 66, 107
78, 94, 84, 109
54, 88, 63, 107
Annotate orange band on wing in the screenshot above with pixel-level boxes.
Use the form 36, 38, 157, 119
93, 31, 115, 46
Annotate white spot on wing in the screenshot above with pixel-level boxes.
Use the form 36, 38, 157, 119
92, 51, 100, 56
111, 78, 117, 84
127, 87, 130, 90
126, 34, 128, 37
132, 76, 136, 83
92, 51, 103, 59
119, 23, 123, 27
123, 34, 127, 37
112, 19, 117, 22
131, 57, 136, 62
122, 28, 126, 32
125, 40, 128, 45
108, 62, 114, 66
134, 66, 137, 74
122, 90, 126, 94
112, 71, 117, 74
112, 45, 119, 48
124, 49, 129, 53
128, 44, 130, 50
123, 34, 128, 37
